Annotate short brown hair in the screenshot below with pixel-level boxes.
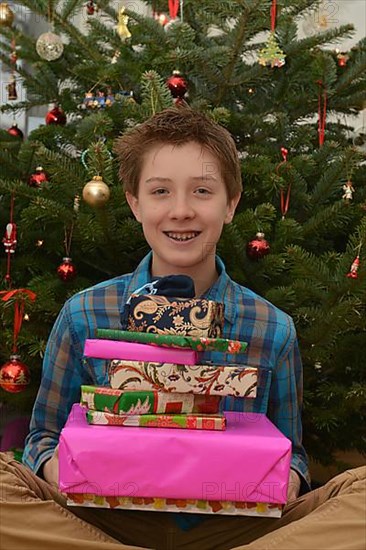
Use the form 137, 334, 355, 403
114, 107, 242, 200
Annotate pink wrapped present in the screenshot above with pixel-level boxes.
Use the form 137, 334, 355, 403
59, 404, 291, 505
83, 339, 197, 365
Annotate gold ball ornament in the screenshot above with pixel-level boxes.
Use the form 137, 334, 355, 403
82, 176, 110, 207
36, 31, 64, 61
0, 3, 14, 27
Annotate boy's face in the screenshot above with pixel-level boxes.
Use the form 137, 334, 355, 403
126, 141, 240, 278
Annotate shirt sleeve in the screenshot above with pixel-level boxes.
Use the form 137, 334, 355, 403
22, 298, 91, 474
267, 318, 311, 493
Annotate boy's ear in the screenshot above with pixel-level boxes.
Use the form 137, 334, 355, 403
224, 193, 241, 224
125, 191, 141, 223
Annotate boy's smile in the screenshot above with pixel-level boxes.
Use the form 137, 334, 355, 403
126, 141, 240, 295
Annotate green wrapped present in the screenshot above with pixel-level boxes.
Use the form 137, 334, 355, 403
80, 385, 221, 415
96, 328, 247, 354
86, 409, 226, 430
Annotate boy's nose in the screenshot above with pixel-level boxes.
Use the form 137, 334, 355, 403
169, 197, 195, 219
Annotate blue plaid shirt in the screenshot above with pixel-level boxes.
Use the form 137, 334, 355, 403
23, 252, 310, 491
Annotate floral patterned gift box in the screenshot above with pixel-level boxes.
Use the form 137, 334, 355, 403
109, 360, 257, 398
125, 294, 225, 338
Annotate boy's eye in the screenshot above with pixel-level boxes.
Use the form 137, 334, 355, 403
195, 188, 211, 195
152, 188, 168, 195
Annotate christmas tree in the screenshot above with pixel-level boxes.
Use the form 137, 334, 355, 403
0, 0, 365, 466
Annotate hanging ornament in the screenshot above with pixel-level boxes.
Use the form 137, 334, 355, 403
258, 32, 285, 68
73, 195, 81, 213
346, 244, 362, 279
166, 70, 187, 100
2, 195, 16, 284
0, 3, 14, 27
36, 31, 64, 61
82, 175, 110, 207
9, 37, 17, 65
111, 50, 120, 64
342, 181, 355, 202
276, 147, 292, 220
258, 1, 285, 68
117, 7, 131, 41
9, 48, 18, 65
45, 104, 67, 125
6, 73, 17, 100
346, 256, 360, 279
317, 80, 327, 147
246, 232, 271, 260
2, 222, 17, 254
57, 221, 77, 282
86, 1, 98, 15
82, 91, 95, 109
0, 356, 30, 393
57, 257, 77, 282
336, 51, 349, 67
0, 288, 36, 392
154, 12, 169, 26
105, 87, 115, 107
95, 90, 106, 108
7, 123, 23, 139
81, 147, 111, 207
28, 166, 49, 188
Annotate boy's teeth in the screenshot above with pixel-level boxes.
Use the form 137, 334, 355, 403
166, 232, 198, 241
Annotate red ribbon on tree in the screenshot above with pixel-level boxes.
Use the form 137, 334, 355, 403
317, 80, 327, 147
0, 289, 36, 353
276, 147, 292, 219
168, 0, 179, 19
270, 0, 277, 31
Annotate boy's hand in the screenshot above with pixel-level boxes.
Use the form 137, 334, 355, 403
43, 445, 59, 488
287, 469, 301, 502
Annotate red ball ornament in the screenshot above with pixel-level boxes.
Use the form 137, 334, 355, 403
28, 166, 49, 188
0, 355, 30, 393
246, 232, 270, 260
45, 105, 66, 125
166, 70, 187, 99
57, 257, 77, 282
7, 123, 24, 139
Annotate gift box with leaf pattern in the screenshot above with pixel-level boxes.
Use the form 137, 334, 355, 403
125, 294, 224, 338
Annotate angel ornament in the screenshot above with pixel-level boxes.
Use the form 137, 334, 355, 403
342, 181, 355, 202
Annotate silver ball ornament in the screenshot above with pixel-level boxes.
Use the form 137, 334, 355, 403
36, 31, 64, 61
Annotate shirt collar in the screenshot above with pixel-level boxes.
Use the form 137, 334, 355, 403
122, 251, 237, 325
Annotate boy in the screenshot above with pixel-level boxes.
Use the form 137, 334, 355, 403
1, 107, 364, 550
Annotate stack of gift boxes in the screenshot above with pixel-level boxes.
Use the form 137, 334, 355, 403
59, 294, 291, 518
